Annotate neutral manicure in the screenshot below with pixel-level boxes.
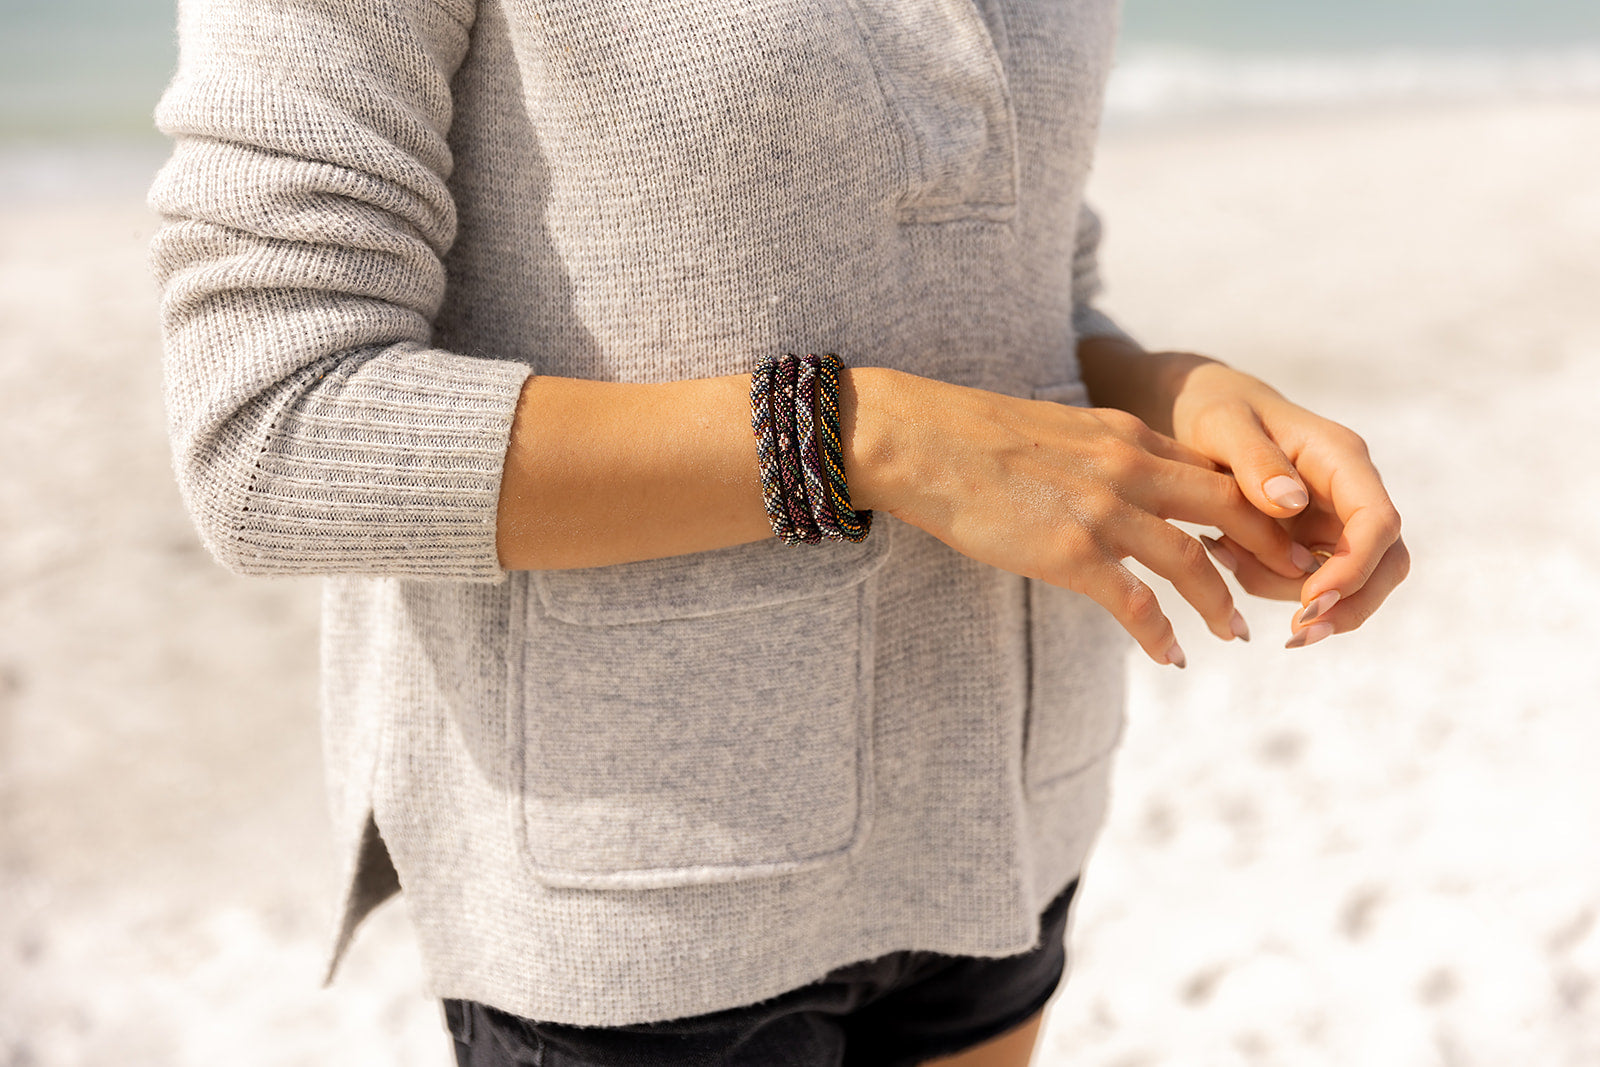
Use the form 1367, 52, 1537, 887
1229, 610, 1251, 642
1294, 590, 1340, 627
1285, 621, 1334, 649
1264, 474, 1309, 511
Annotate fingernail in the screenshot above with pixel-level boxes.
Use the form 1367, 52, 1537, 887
1285, 621, 1334, 649
1166, 641, 1187, 669
1294, 590, 1340, 627
1264, 475, 1309, 511
1229, 610, 1251, 642
1202, 535, 1238, 574
1290, 543, 1319, 574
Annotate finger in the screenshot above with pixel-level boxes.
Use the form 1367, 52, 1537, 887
1286, 536, 1410, 649
1285, 434, 1403, 605
1297, 486, 1404, 609
1072, 556, 1188, 668
1282, 505, 1348, 553
1130, 422, 1222, 472
1202, 534, 1304, 602
1088, 407, 1221, 472
1128, 518, 1250, 643
1140, 460, 1312, 580
1185, 402, 1311, 519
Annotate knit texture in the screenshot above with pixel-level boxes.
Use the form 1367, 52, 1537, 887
151, 0, 1132, 1026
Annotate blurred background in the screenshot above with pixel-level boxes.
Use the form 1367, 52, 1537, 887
2, 1, 1598, 1064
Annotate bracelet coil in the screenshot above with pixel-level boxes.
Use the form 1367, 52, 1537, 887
750, 353, 872, 544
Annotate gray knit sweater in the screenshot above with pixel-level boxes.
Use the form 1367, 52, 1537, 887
150, 0, 1130, 1026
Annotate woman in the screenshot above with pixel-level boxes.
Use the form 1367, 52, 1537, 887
149, 0, 1407, 1063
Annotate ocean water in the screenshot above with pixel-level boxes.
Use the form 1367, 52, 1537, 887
1, 0, 1598, 144
1, 0, 175, 139
1112, 0, 1600, 124
1121, 0, 1600, 51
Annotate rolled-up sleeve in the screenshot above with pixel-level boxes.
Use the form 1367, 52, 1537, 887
148, 0, 531, 580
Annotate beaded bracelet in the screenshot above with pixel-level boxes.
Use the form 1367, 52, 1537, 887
750, 354, 872, 545
750, 359, 794, 542
772, 356, 823, 544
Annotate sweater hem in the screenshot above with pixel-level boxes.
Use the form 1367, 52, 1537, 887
403, 757, 1114, 1028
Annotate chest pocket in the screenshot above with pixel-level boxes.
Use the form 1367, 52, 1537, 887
844, 0, 1018, 223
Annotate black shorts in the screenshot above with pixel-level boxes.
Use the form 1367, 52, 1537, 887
442, 878, 1078, 1067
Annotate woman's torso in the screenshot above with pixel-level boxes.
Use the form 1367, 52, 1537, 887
322, 0, 1131, 1026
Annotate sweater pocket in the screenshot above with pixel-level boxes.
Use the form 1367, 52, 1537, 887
1024, 381, 1129, 794
843, 0, 1018, 223
508, 530, 891, 889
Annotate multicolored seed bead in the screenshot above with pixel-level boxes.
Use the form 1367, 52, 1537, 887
749, 353, 872, 545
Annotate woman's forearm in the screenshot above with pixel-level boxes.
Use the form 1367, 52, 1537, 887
495, 373, 764, 570
493, 370, 904, 570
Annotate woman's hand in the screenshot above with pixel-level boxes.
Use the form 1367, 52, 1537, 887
1076, 334, 1408, 649
1160, 357, 1410, 647
846, 370, 1312, 667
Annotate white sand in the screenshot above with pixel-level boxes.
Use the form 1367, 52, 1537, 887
2, 100, 1597, 1065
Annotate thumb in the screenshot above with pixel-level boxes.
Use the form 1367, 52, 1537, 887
1199, 409, 1323, 578
1217, 418, 1309, 519
1255, 467, 1310, 517
1180, 393, 1310, 519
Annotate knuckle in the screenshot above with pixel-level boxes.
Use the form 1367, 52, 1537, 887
1340, 427, 1373, 456
1095, 407, 1146, 435
1213, 469, 1251, 503
1371, 507, 1403, 546
1392, 540, 1412, 582
1242, 439, 1289, 472
1078, 489, 1125, 531
1211, 474, 1260, 520
1176, 534, 1212, 577
1095, 439, 1147, 483
1122, 583, 1163, 627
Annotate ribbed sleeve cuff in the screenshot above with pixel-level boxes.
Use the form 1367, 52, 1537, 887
223, 344, 532, 581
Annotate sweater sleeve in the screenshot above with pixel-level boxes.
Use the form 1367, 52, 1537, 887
148, 0, 532, 581
1070, 201, 1138, 348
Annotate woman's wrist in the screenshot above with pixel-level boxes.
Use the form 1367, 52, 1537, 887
835, 366, 922, 518
1076, 335, 1222, 436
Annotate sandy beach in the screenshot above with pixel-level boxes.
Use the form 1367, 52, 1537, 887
2, 99, 1597, 1065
